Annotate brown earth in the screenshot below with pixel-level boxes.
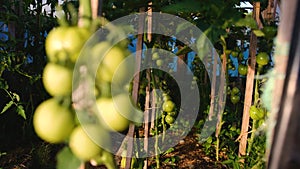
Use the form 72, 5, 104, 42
0, 130, 227, 169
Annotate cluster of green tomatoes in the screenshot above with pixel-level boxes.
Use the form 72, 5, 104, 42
33, 25, 138, 167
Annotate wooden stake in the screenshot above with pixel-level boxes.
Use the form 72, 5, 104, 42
91, 0, 98, 19
143, 3, 153, 168
238, 2, 260, 160
125, 7, 146, 169
208, 50, 217, 121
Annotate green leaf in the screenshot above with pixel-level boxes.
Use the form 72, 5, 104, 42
253, 29, 265, 37
17, 105, 26, 120
1, 101, 14, 114
235, 16, 257, 29
57, 147, 81, 169
163, 147, 175, 155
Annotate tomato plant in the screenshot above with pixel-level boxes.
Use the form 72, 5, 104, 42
0, 0, 280, 169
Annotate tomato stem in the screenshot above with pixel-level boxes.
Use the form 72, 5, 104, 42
254, 67, 260, 106
247, 119, 257, 155
78, 0, 92, 28
101, 150, 117, 169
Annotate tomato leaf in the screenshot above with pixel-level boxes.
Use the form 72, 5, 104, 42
1, 101, 14, 114
235, 15, 257, 29
57, 147, 81, 169
17, 105, 26, 120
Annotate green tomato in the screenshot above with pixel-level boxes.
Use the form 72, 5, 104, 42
156, 59, 164, 67
95, 44, 134, 86
45, 27, 90, 63
256, 52, 270, 66
230, 95, 240, 104
96, 94, 133, 132
69, 125, 110, 161
165, 114, 175, 124
231, 87, 240, 95
33, 98, 75, 143
152, 52, 160, 60
163, 94, 171, 101
238, 64, 248, 76
163, 100, 175, 112
42, 63, 73, 96
250, 106, 265, 120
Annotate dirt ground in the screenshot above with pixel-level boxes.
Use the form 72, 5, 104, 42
0, 129, 227, 169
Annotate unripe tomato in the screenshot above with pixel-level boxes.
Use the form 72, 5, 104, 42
94, 44, 133, 86
69, 125, 110, 161
96, 94, 132, 132
162, 93, 171, 101
45, 27, 90, 63
256, 52, 269, 66
152, 52, 160, 60
250, 106, 265, 120
156, 59, 164, 67
230, 95, 240, 104
163, 100, 175, 112
231, 87, 240, 95
33, 98, 75, 143
165, 114, 175, 124
238, 64, 248, 76
42, 63, 73, 96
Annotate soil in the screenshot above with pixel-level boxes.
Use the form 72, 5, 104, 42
0, 129, 227, 169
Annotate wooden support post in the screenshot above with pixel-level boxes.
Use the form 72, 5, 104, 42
143, 3, 152, 168
238, 2, 260, 159
125, 7, 146, 169
91, 0, 98, 19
